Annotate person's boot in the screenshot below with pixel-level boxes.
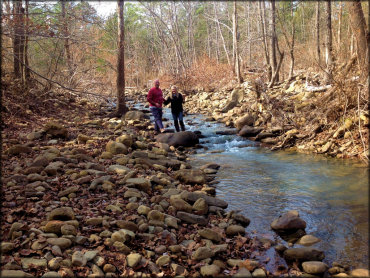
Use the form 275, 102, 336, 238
174, 120, 180, 132
180, 121, 185, 131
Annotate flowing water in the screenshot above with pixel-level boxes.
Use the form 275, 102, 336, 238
137, 102, 369, 268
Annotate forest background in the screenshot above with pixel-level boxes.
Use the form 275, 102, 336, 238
1, 1, 369, 140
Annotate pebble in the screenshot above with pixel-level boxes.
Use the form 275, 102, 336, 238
192, 247, 214, 260
350, 268, 369, 277
0, 270, 34, 277
1, 242, 14, 253
200, 264, 221, 276
296, 234, 321, 246
61, 224, 77, 236
84, 250, 99, 261
21, 258, 47, 269
235, 267, 252, 277
72, 251, 87, 266
42, 271, 62, 278
302, 261, 328, 274
86, 217, 103, 226
226, 225, 245, 236
252, 268, 266, 277
103, 264, 117, 273
198, 228, 222, 242
48, 257, 62, 270
127, 253, 142, 268
47, 238, 72, 249
156, 255, 171, 267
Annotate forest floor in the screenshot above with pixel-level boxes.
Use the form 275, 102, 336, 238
1, 72, 369, 277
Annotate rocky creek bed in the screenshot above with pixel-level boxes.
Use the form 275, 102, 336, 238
1, 93, 369, 278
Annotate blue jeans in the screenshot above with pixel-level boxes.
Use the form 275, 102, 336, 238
172, 111, 185, 132
150, 107, 164, 132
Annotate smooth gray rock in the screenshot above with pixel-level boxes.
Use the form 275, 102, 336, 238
176, 211, 207, 226
302, 261, 328, 274
181, 191, 228, 209
283, 247, 325, 262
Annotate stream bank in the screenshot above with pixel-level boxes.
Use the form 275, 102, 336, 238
179, 73, 369, 164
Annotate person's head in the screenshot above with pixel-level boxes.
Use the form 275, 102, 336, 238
171, 85, 178, 97
154, 80, 160, 88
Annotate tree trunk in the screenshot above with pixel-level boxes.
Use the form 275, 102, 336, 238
206, 17, 211, 58
214, 2, 230, 65
278, 0, 295, 81
116, 0, 128, 116
325, 0, 333, 83
316, 1, 321, 66
337, 2, 342, 52
289, 2, 295, 81
22, 0, 30, 83
61, 0, 73, 78
247, 2, 251, 67
13, 0, 24, 80
346, 0, 369, 79
233, 1, 242, 83
270, 0, 278, 83
258, 0, 271, 80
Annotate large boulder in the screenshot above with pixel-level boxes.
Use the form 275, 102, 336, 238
271, 210, 306, 232
235, 114, 255, 130
155, 131, 199, 148
238, 126, 263, 137
124, 110, 148, 121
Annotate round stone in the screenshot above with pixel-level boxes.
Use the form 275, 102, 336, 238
127, 253, 142, 268
302, 261, 328, 274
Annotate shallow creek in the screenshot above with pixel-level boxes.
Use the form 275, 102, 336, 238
137, 102, 368, 268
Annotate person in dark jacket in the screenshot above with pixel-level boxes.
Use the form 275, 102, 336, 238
164, 85, 185, 132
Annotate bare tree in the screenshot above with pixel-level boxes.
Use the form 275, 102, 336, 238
277, 0, 295, 81
316, 1, 321, 66
258, 0, 271, 80
13, 0, 25, 81
116, 0, 128, 116
337, 1, 342, 51
270, 0, 278, 83
346, 0, 369, 79
213, 2, 230, 65
61, 0, 73, 78
325, 0, 333, 83
233, 1, 242, 83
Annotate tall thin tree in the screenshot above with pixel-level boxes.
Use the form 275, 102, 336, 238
316, 1, 321, 66
116, 0, 128, 116
325, 0, 333, 83
270, 0, 278, 83
233, 1, 242, 83
346, 0, 369, 79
